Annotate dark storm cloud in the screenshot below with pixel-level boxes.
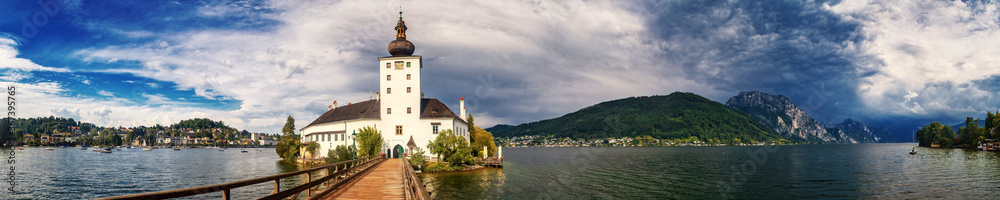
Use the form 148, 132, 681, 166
633, 0, 875, 122
973, 75, 1000, 93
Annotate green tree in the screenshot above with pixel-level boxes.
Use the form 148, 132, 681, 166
426, 129, 474, 165
305, 142, 319, 159
959, 117, 984, 147
917, 122, 955, 148
276, 115, 301, 162
986, 111, 1000, 140
356, 126, 384, 158
470, 126, 497, 157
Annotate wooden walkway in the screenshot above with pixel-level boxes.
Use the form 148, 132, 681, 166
320, 159, 406, 200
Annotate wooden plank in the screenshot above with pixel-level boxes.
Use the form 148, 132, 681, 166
319, 159, 407, 200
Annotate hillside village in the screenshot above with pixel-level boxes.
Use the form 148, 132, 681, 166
2, 117, 278, 147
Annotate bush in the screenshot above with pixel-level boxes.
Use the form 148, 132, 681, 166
409, 146, 427, 170
425, 162, 463, 172
325, 145, 356, 164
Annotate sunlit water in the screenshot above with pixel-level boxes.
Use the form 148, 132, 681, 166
420, 143, 1000, 199
2, 147, 306, 200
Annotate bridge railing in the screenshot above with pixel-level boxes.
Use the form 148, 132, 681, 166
97, 155, 384, 200
401, 159, 433, 200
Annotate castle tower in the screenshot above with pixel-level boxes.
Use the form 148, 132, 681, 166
379, 11, 422, 141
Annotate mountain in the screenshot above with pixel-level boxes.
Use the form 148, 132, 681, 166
725, 91, 888, 143
487, 92, 784, 144
826, 118, 891, 143
725, 91, 838, 143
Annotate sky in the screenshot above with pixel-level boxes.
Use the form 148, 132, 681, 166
1, 0, 999, 138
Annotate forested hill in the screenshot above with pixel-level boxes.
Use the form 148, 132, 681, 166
172, 118, 236, 131
487, 92, 785, 144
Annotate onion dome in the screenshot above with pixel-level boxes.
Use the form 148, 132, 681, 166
388, 11, 415, 56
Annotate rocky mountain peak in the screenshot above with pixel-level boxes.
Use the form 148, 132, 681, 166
726, 91, 797, 112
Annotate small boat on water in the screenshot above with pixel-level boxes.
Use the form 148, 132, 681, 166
173, 146, 181, 151
240, 149, 248, 153
100, 148, 112, 153
16, 147, 23, 150
142, 147, 152, 151
79, 146, 87, 150
909, 147, 917, 155
44, 147, 54, 151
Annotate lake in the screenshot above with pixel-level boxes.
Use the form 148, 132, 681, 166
420, 143, 1000, 199
4, 143, 1000, 199
2, 147, 304, 200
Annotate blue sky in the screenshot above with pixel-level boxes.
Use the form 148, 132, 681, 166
2, 0, 999, 138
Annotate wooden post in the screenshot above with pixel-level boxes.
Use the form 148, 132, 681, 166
306, 172, 312, 197
271, 179, 280, 194
222, 189, 230, 200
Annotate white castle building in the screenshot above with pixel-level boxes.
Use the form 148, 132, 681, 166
300, 13, 469, 159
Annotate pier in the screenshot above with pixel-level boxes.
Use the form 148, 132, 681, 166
97, 156, 431, 200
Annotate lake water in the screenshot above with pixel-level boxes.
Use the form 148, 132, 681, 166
420, 143, 1000, 199
4, 144, 1000, 199
2, 147, 305, 200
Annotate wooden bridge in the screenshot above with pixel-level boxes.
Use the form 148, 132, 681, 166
97, 156, 432, 200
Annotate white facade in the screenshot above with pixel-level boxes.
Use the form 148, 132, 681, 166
300, 57, 469, 160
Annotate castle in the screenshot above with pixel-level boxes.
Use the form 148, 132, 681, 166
299, 12, 469, 160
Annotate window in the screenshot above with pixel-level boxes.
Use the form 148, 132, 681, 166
387, 108, 391, 114
396, 125, 403, 135
407, 87, 411, 93
387, 88, 391, 94
407, 107, 411, 114
406, 74, 411, 80
387, 75, 391, 81
395, 61, 404, 70
406, 62, 411, 68
386, 63, 391, 69
432, 125, 439, 134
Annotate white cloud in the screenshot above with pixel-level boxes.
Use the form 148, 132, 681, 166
0, 38, 71, 72
71, 0, 703, 131
829, 0, 1000, 119
97, 90, 114, 97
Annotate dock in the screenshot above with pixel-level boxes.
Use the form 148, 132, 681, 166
96, 156, 431, 200
478, 157, 504, 167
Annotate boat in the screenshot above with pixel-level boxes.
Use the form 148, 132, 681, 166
909, 147, 917, 155
142, 147, 152, 151
173, 146, 181, 151
240, 149, 248, 153
16, 147, 24, 150
44, 147, 54, 151
79, 146, 87, 150
100, 148, 112, 153
116, 147, 122, 151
